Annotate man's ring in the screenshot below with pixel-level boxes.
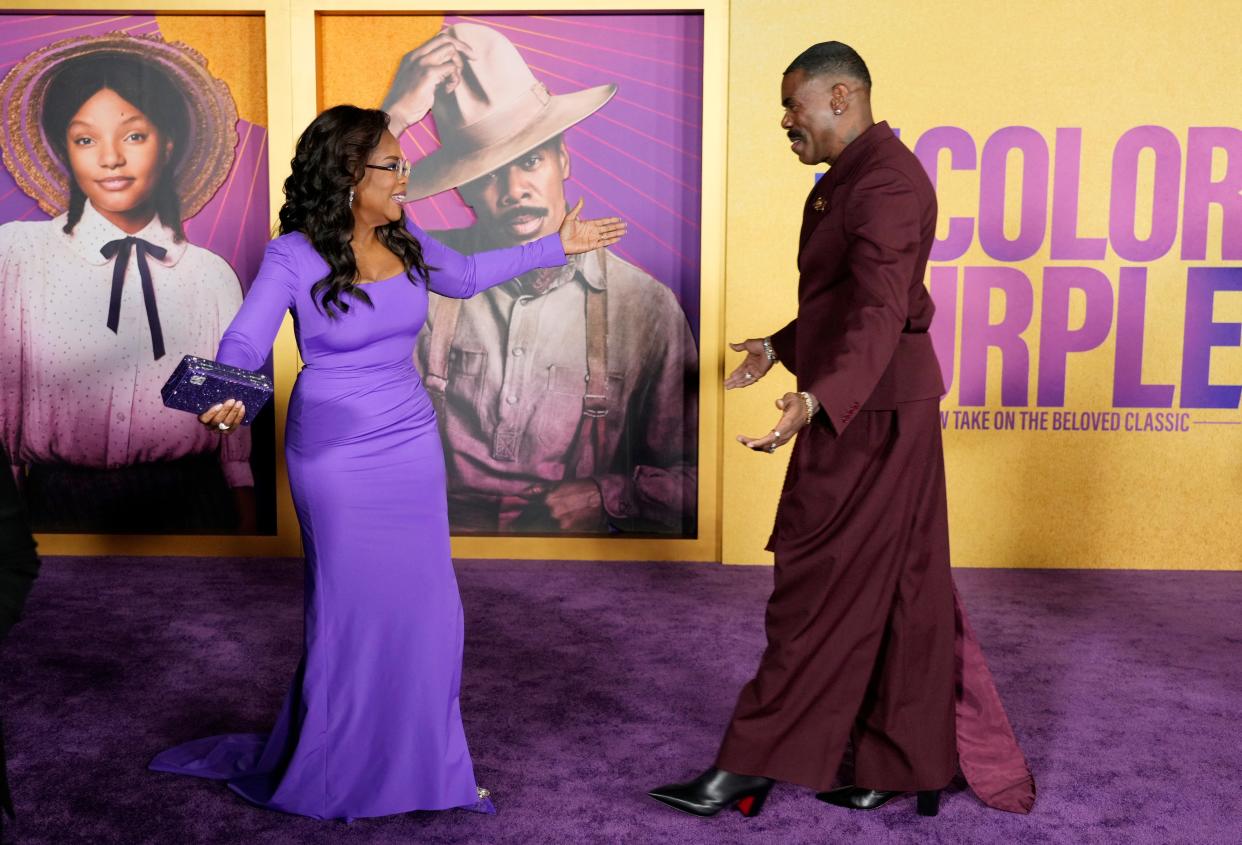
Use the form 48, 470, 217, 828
767, 442, 778, 453
218, 422, 231, 432
745, 372, 753, 380
772, 430, 784, 439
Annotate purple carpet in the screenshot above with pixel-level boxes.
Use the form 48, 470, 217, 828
2, 558, 1239, 844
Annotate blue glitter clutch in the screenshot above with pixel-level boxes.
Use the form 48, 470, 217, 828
160, 355, 273, 426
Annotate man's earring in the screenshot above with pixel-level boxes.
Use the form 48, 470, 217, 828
347, 189, 355, 206
833, 107, 843, 115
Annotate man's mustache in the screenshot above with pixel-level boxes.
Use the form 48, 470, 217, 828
788, 130, 804, 142
498, 205, 549, 224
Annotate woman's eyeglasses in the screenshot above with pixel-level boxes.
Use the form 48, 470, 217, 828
365, 159, 412, 178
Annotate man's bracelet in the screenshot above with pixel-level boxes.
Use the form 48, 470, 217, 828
799, 391, 816, 426
762, 336, 777, 362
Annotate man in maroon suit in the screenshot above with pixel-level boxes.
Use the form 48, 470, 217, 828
649, 41, 968, 819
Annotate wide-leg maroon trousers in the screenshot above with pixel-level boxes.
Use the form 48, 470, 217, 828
717, 398, 956, 792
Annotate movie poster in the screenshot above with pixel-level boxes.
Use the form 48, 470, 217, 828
0, 13, 274, 534
319, 13, 704, 537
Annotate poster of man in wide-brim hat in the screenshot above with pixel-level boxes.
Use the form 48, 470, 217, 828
382, 22, 700, 537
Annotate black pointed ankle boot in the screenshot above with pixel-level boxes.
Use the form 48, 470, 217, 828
647, 767, 775, 818
817, 786, 941, 817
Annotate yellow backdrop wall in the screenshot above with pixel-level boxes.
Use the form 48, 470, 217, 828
721, 0, 1242, 569
10, 0, 1240, 569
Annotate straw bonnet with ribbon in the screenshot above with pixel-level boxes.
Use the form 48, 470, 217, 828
403, 23, 616, 201
0, 32, 238, 219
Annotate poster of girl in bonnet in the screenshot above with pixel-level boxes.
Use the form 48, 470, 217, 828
0, 25, 273, 535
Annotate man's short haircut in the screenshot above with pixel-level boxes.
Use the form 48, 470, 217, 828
784, 41, 871, 89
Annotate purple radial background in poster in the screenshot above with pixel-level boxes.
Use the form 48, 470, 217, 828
0, 13, 271, 293
400, 13, 705, 337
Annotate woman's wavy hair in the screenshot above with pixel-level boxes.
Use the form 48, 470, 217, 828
278, 105, 430, 317
40, 51, 189, 241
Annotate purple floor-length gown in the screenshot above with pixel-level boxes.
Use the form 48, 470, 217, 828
149, 220, 566, 820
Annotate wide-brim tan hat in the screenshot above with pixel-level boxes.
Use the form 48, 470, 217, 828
0, 32, 238, 219
404, 23, 615, 200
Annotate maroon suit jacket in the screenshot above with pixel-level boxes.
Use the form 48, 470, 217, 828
769, 121, 944, 433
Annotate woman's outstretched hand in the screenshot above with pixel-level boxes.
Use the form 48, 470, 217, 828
558, 198, 627, 255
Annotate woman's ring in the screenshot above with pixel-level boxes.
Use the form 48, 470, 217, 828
218, 422, 231, 432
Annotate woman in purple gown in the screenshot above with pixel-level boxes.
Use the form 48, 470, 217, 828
148, 101, 625, 820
